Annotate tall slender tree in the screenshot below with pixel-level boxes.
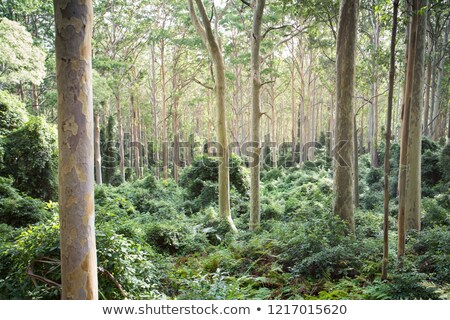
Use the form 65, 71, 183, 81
405, 0, 428, 231
54, 0, 98, 299
382, 0, 399, 281
188, 0, 237, 232
333, 0, 359, 234
249, 0, 266, 231
398, 0, 422, 258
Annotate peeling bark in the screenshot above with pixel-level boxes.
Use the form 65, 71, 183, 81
54, 0, 98, 300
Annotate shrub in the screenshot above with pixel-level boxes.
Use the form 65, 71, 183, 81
180, 155, 249, 212
0, 215, 163, 299
144, 221, 209, 255
2, 117, 57, 201
0, 90, 28, 136
439, 143, 450, 183
0, 177, 50, 227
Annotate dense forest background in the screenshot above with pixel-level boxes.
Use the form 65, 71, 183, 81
0, 0, 449, 300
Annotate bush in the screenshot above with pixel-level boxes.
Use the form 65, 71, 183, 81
144, 220, 208, 255
0, 177, 50, 227
364, 272, 441, 300
2, 117, 57, 201
0, 90, 28, 136
180, 155, 249, 212
439, 143, 450, 183
0, 215, 163, 299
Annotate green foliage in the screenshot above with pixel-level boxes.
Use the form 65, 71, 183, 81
409, 226, 450, 283
0, 18, 46, 85
2, 117, 57, 200
0, 177, 50, 227
0, 90, 28, 136
0, 214, 163, 299
364, 272, 441, 300
439, 143, 450, 183
144, 221, 208, 255
180, 155, 249, 212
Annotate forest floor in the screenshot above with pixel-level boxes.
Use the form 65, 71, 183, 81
1, 141, 449, 300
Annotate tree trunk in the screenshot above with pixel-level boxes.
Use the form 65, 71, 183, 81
161, 39, 169, 179
54, 0, 98, 299
431, 20, 449, 140
398, 0, 420, 259
353, 115, 359, 208
188, 0, 237, 232
150, 43, 160, 178
290, 46, 296, 164
130, 93, 141, 179
333, 0, 359, 234
94, 113, 102, 185
115, 94, 125, 182
172, 73, 179, 182
405, 0, 427, 231
423, 32, 433, 136
382, 0, 399, 281
32, 84, 39, 114
249, 0, 265, 231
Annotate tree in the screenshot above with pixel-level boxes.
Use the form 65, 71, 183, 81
249, 0, 266, 231
398, 0, 427, 258
333, 0, 358, 234
0, 18, 46, 87
188, 0, 237, 233
382, 0, 399, 281
405, 0, 428, 231
54, 0, 98, 299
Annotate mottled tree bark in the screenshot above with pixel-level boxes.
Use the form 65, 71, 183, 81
54, 0, 98, 300
333, 0, 359, 234
249, 0, 265, 231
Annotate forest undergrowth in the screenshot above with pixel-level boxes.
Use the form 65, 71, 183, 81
1, 140, 449, 300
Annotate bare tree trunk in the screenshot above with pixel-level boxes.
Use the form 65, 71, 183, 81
398, 0, 421, 259
423, 32, 433, 136
150, 43, 160, 178
249, 0, 265, 231
115, 94, 125, 182
130, 93, 141, 179
333, 0, 359, 234
290, 46, 296, 164
32, 84, 39, 114
404, 0, 427, 231
161, 39, 169, 179
353, 115, 359, 208
188, 0, 237, 232
54, 0, 98, 299
432, 20, 449, 140
94, 113, 102, 185
382, 0, 399, 281
172, 73, 180, 182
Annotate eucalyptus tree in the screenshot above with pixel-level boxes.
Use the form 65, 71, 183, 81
398, 0, 428, 258
333, 0, 359, 234
54, 0, 98, 299
188, 0, 238, 232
